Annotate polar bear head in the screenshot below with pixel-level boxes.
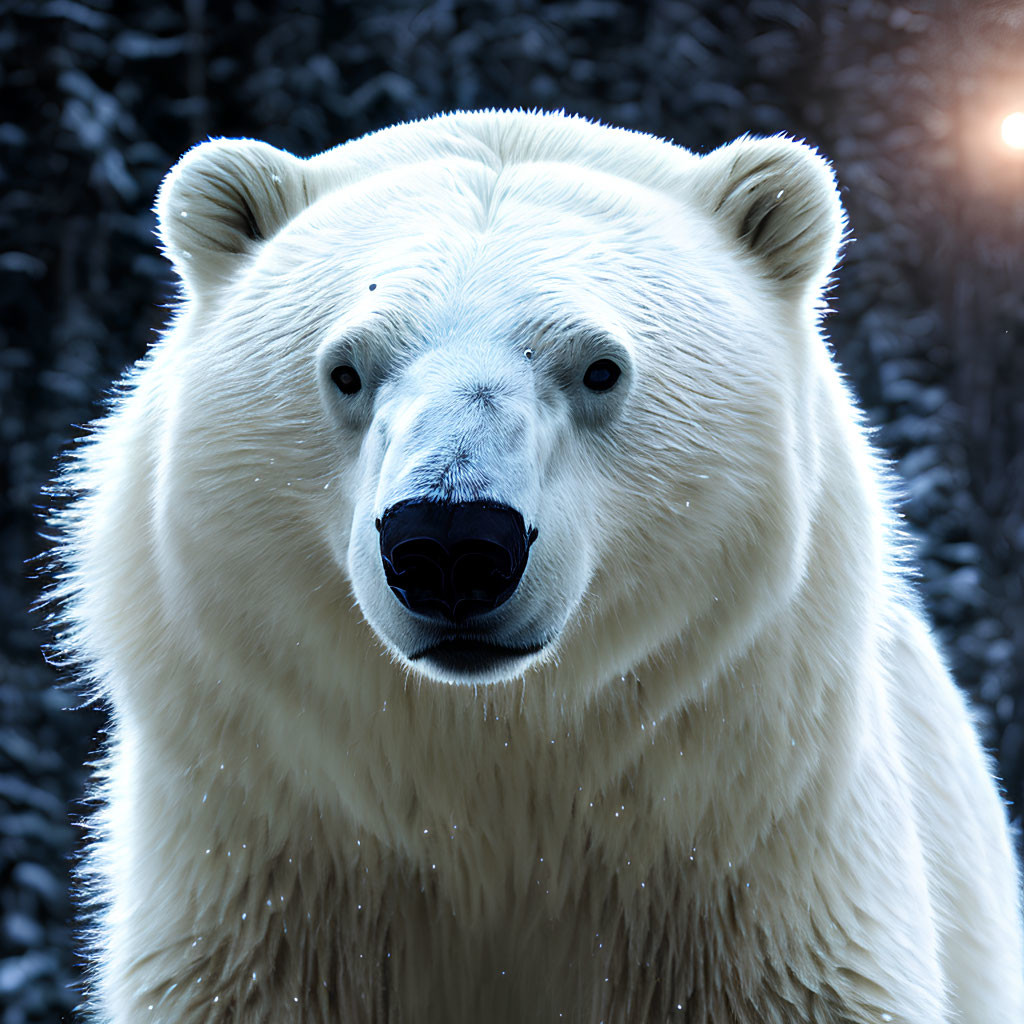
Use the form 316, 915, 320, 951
153, 112, 843, 698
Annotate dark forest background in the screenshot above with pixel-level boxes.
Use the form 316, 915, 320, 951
2, 1, 1023, 1020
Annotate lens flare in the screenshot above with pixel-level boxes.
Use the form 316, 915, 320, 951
1001, 111, 1024, 150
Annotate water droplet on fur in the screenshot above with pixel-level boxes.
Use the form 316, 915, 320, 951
202, 793, 207, 803
524, 348, 533, 359
179, 210, 188, 218
241, 912, 246, 920
271, 174, 282, 184
881, 1017, 892, 1023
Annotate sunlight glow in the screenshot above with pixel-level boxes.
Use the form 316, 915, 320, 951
1001, 111, 1024, 150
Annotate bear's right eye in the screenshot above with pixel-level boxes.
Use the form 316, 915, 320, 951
331, 365, 362, 395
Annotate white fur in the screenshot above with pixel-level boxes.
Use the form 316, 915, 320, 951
54, 110, 1022, 1023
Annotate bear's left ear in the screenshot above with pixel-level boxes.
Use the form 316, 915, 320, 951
155, 138, 310, 298
690, 136, 845, 294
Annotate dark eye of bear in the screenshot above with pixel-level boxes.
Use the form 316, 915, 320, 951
331, 365, 362, 395
583, 359, 621, 392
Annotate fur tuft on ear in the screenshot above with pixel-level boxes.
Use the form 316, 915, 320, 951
155, 139, 309, 296
691, 136, 845, 293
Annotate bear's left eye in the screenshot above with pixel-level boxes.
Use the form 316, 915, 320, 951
582, 359, 621, 392
331, 365, 362, 395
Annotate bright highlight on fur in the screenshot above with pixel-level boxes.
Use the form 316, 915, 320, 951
52, 110, 1023, 1023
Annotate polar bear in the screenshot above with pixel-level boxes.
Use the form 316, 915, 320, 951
54, 110, 1022, 1023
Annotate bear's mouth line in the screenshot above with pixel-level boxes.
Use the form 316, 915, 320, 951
408, 636, 547, 663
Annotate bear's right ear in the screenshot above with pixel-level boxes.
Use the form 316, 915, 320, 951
155, 139, 309, 297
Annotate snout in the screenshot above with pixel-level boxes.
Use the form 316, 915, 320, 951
347, 352, 566, 681
377, 499, 537, 622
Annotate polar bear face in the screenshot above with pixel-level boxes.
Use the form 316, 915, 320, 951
315, 162, 649, 685
154, 115, 843, 694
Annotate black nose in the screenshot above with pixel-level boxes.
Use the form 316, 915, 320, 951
378, 500, 537, 622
